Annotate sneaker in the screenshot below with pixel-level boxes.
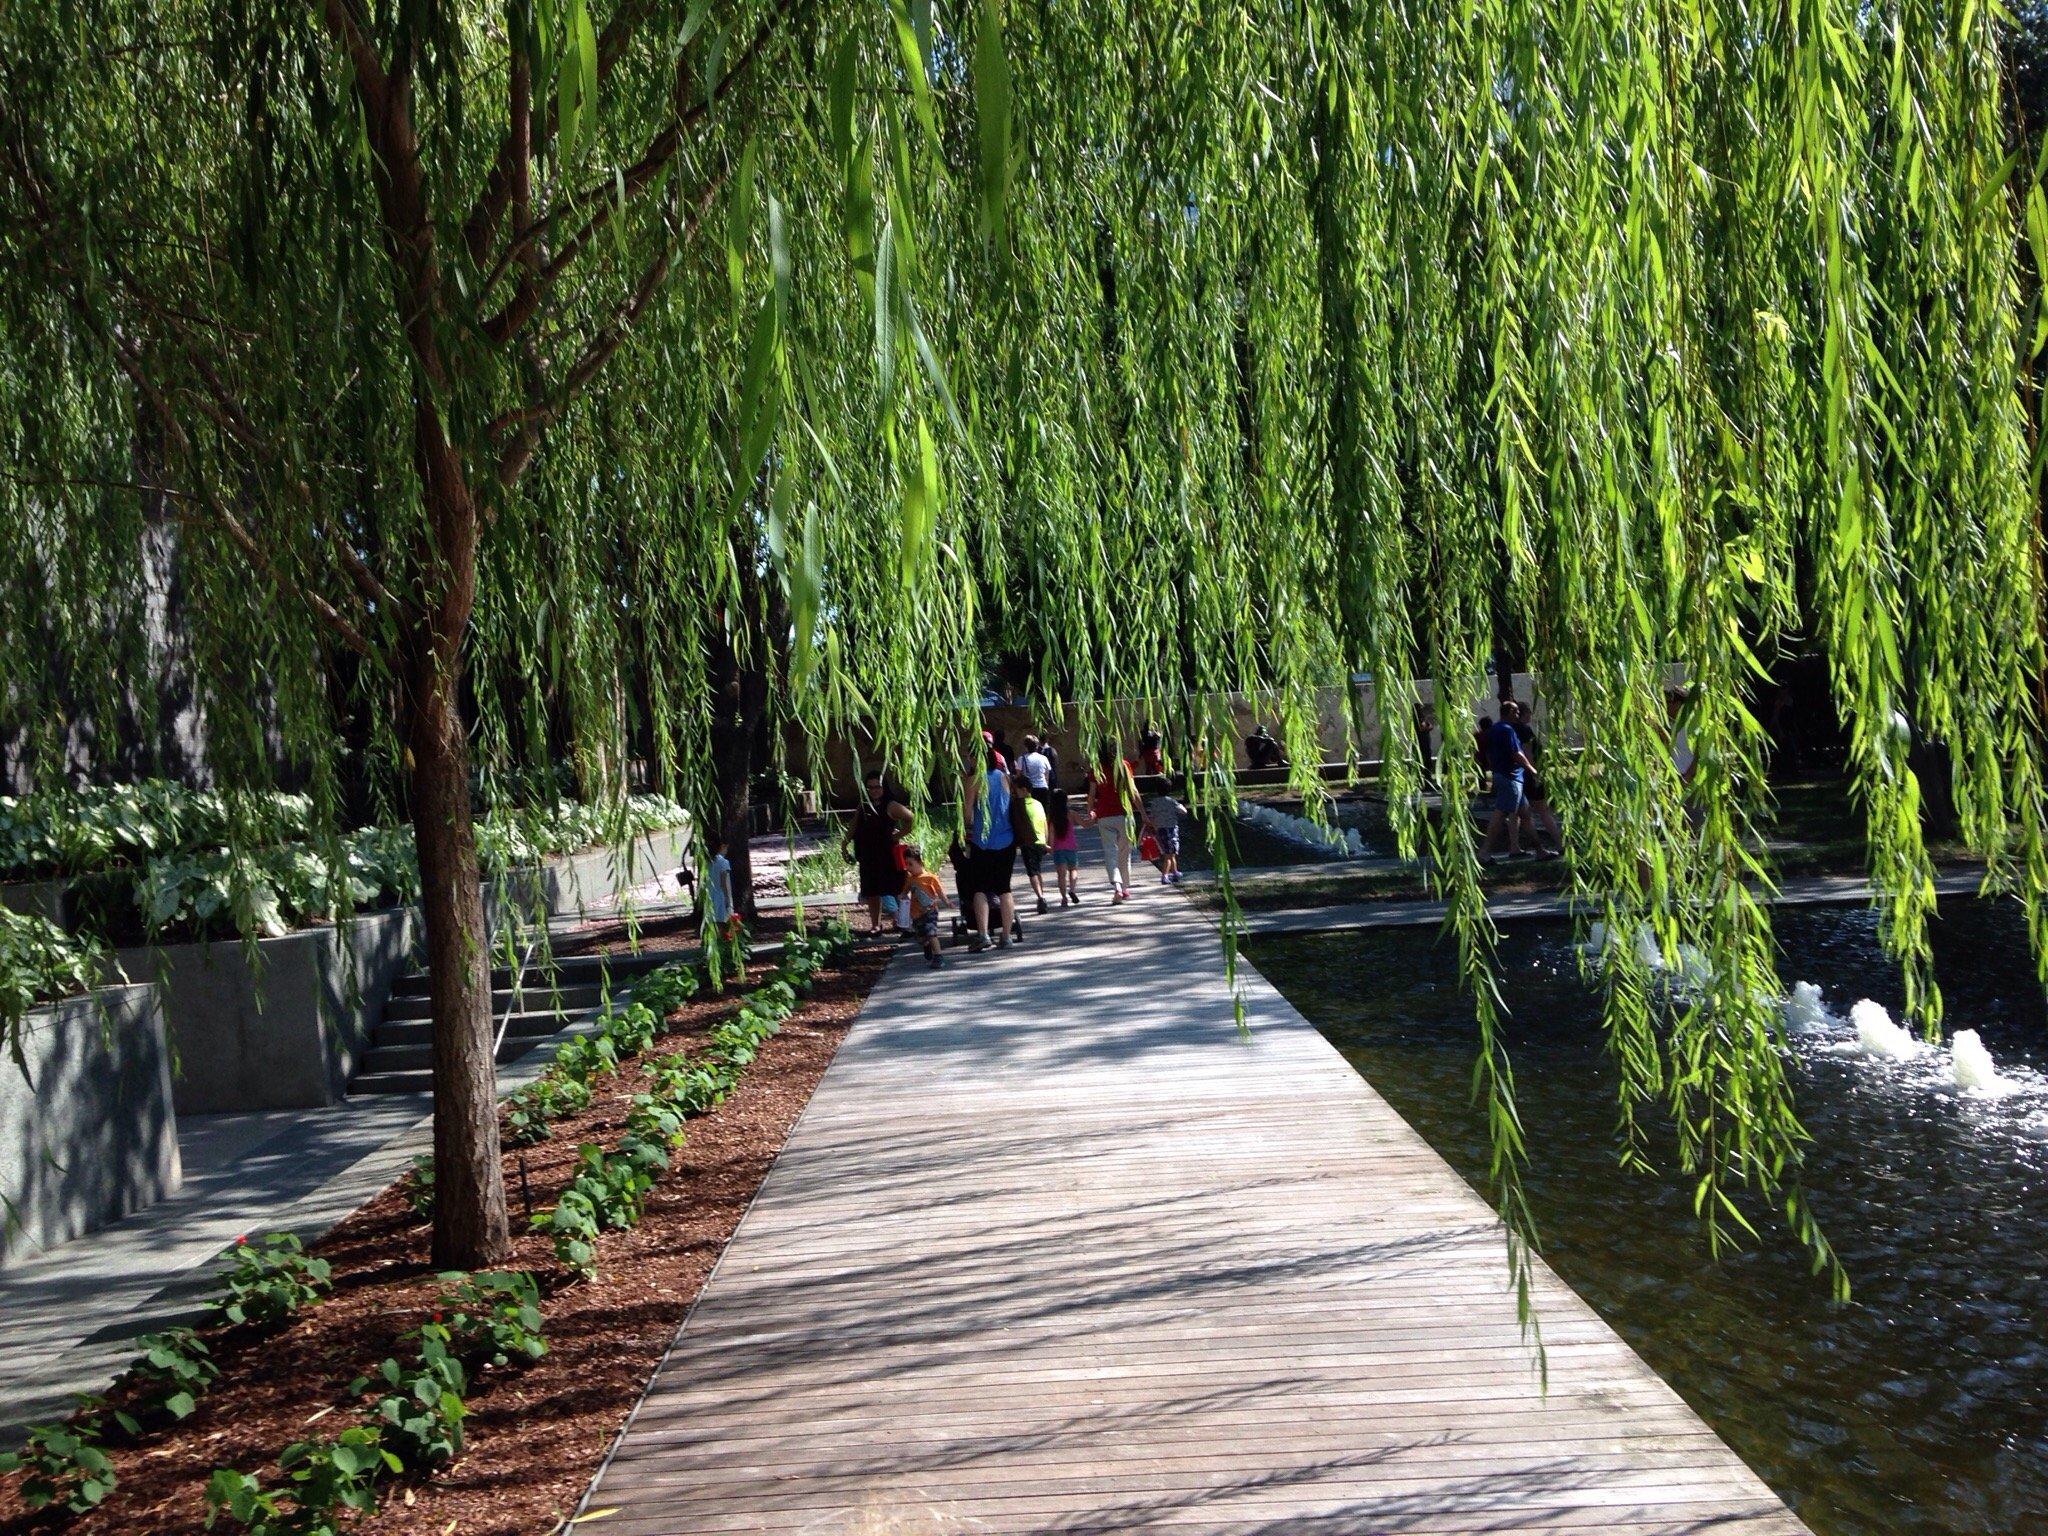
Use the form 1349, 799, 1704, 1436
927, 952, 944, 970
1037, 896, 1050, 915
969, 933, 988, 953
1011, 918, 1025, 942
1169, 871, 1185, 884
1159, 873, 1170, 885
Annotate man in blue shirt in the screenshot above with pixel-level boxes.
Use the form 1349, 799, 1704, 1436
1481, 710, 1536, 862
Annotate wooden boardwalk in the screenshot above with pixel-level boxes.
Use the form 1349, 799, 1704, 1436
583, 887, 1808, 1535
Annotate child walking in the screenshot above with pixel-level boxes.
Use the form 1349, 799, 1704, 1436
904, 846, 949, 970
1046, 784, 1081, 906
1011, 767, 1051, 915
1142, 778, 1187, 885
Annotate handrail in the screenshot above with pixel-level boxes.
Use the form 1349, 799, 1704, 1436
492, 930, 542, 1060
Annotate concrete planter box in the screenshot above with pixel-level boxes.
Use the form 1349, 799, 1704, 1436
1, 984, 180, 1267
486, 822, 693, 931
116, 822, 689, 1115
119, 906, 422, 1115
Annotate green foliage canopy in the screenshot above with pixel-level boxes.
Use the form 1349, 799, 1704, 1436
1, 0, 2045, 1288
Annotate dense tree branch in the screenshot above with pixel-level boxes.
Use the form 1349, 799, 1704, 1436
492, 171, 727, 485
477, 3, 795, 345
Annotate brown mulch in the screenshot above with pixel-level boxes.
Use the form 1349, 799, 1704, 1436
0, 943, 892, 1536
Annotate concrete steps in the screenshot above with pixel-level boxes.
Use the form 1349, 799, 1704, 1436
350, 948, 670, 1096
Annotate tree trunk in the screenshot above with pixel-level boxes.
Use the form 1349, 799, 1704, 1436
709, 641, 767, 918
406, 638, 511, 1269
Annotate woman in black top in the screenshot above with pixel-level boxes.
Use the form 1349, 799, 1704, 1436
846, 772, 912, 931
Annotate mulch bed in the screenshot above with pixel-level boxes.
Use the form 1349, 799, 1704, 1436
0, 942, 892, 1536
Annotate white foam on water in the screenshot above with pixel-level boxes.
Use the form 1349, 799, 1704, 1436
1633, 924, 1665, 973
1781, 981, 1834, 1034
1237, 803, 1364, 859
1951, 1030, 2018, 1098
1851, 999, 1926, 1061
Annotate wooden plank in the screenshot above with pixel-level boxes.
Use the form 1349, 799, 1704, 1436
578, 883, 1811, 1535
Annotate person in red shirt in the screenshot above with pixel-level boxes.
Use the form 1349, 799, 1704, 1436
1084, 744, 1140, 902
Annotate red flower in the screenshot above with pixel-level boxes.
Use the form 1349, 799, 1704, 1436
234, 1234, 247, 1246
431, 1309, 444, 1323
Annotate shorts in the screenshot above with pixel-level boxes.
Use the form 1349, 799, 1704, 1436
1153, 826, 1181, 858
1021, 845, 1045, 877
967, 843, 1017, 896
1052, 847, 1079, 869
913, 909, 939, 938
1493, 775, 1525, 815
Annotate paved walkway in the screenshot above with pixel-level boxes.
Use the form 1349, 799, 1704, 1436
0, 1094, 432, 1430
581, 884, 1808, 1534
1232, 868, 1987, 936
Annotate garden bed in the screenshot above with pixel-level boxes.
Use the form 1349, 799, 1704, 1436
0, 938, 890, 1536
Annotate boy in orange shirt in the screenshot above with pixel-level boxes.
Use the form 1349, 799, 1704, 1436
903, 846, 950, 970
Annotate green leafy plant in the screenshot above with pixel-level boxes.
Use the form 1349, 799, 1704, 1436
401, 1155, 434, 1219
358, 1325, 467, 1474
211, 1233, 331, 1330
536, 1187, 601, 1277
431, 1271, 546, 1368
594, 999, 660, 1056
123, 1327, 220, 1422
0, 1411, 119, 1513
503, 1074, 590, 1146
204, 1425, 395, 1536
644, 1052, 734, 1115
549, 1030, 620, 1085
628, 962, 700, 1017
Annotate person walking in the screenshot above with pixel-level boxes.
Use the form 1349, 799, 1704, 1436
1010, 767, 1052, 914
1086, 743, 1140, 902
1046, 782, 1081, 905
845, 771, 913, 933
1018, 735, 1054, 799
1506, 701, 1562, 857
963, 743, 1021, 949
1480, 710, 1536, 863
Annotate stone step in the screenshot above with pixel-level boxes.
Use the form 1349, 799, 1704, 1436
353, 1033, 557, 1077
388, 948, 676, 997
370, 1009, 579, 1049
348, 1068, 433, 1096
381, 981, 608, 1021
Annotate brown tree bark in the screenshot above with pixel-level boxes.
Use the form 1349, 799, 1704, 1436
405, 632, 511, 1269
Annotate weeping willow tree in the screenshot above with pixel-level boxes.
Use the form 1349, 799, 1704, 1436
2, 0, 2044, 1283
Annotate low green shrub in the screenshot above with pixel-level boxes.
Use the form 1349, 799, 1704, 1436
503, 1074, 590, 1146
628, 962, 700, 1017
595, 999, 660, 1056
643, 1053, 734, 1115
549, 1030, 620, 1084
0, 1410, 120, 1513
0, 908, 110, 1067
536, 1187, 601, 1276
357, 1324, 467, 1474
401, 1155, 434, 1219
123, 1327, 219, 1422
204, 1425, 394, 1536
211, 1233, 331, 1330
431, 1271, 546, 1368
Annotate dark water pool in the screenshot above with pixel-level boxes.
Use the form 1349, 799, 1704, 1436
1249, 902, 2048, 1536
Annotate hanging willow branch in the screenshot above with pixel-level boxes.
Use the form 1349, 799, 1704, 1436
0, 0, 2043, 1287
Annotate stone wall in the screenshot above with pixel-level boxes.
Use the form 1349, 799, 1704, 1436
119, 820, 691, 1115
0, 984, 180, 1267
